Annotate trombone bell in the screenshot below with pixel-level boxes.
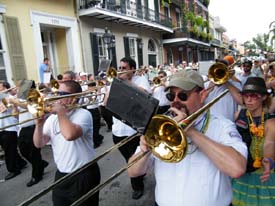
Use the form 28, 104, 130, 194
144, 115, 187, 163
208, 62, 235, 85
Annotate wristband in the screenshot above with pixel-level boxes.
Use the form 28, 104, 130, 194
266, 157, 275, 170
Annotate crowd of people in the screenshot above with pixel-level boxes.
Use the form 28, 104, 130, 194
0, 54, 275, 206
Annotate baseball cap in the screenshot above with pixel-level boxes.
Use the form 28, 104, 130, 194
79, 72, 87, 76
165, 70, 204, 91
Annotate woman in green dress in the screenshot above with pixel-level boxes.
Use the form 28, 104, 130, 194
232, 77, 275, 206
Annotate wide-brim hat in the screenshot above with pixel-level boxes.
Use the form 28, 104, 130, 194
241, 77, 269, 95
165, 70, 204, 91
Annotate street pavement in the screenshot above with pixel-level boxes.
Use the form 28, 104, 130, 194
0, 124, 155, 206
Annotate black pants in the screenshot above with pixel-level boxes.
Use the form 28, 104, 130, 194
18, 125, 45, 179
88, 108, 103, 145
0, 131, 21, 173
100, 106, 113, 130
52, 163, 101, 206
113, 134, 145, 191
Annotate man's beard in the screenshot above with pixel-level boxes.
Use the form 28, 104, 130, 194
171, 101, 189, 116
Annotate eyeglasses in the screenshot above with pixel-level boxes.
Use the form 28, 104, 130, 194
57, 91, 72, 96
166, 91, 189, 101
118, 66, 127, 70
241, 93, 262, 100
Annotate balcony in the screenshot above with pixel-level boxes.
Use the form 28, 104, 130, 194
78, 0, 173, 33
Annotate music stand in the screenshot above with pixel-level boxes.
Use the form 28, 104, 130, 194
106, 78, 159, 134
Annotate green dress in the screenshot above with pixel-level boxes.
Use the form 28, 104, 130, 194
232, 109, 275, 206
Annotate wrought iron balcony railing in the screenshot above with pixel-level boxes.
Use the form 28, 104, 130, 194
79, 0, 172, 28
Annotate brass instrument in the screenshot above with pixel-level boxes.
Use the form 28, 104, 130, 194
19, 89, 228, 206
0, 89, 105, 131
106, 67, 141, 82
208, 62, 235, 85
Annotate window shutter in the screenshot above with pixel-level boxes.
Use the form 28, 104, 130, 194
123, 37, 130, 57
137, 38, 143, 67
111, 36, 117, 68
3, 16, 27, 81
90, 33, 99, 75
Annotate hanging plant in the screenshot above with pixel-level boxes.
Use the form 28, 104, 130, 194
161, 0, 172, 7
200, 31, 207, 39
196, 16, 204, 27
203, 20, 209, 29
187, 12, 196, 26
204, 0, 210, 7
192, 25, 199, 36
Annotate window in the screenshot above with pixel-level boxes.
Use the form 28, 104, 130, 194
97, 35, 108, 61
148, 39, 156, 52
176, 8, 181, 28
129, 38, 136, 59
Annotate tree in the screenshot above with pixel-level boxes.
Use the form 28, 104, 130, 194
269, 21, 275, 48
252, 33, 272, 52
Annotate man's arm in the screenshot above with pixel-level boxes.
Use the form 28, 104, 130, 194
128, 136, 152, 177
33, 118, 50, 148
224, 81, 243, 105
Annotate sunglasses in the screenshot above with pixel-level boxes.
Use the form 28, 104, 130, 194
57, 91, 72, 96
166, 91, 189, 101
241, 93, 262, 100
118, 66, 127, 70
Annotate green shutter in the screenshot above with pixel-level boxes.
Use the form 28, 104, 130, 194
137, 38, 143, 67
3, 16, 27, 81
110, 36, 117, 68
90, 33, 99, 75
123, 37, 130, 57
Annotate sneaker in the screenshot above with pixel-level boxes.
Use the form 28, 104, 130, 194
5, 171, 21, 180
132, 190, 143, 200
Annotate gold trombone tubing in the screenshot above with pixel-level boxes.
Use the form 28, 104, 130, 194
0, 93, 105, 131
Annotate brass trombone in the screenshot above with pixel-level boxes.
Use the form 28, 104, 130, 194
0, 89, 105, 131
19, 89, 228, 206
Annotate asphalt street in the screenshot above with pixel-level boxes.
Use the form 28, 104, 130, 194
0, 124, 155, 206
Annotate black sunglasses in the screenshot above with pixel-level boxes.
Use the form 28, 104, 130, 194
57, 91, 72, 96
118, 66, 127, 70
166, 92, 188, 101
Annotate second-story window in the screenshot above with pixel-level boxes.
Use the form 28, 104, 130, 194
164, 3, 170, 18
98, 35, 108, 61
176, 8, 181, 29
129, 38, 136, 59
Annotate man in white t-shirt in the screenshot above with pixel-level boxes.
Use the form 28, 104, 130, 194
33, 80, 100, 206
128, 70, 247, 206
235, 58, 256, 87
112, 57, 151, 200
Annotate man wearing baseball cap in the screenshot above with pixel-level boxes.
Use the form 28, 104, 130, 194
128, 70, 247, 206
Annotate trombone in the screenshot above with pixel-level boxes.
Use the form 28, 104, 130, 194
19, 89, 228, 206
0, 89, 105, 131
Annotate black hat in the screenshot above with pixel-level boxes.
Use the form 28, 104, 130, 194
241, 77, 269, 95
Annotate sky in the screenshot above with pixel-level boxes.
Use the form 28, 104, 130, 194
208, 0, 275, 44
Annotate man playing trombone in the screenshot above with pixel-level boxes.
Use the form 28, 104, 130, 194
128, 70, 247, 206
33, 80, 100, 206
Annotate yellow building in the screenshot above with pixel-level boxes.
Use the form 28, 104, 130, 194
0, 0, 83, 84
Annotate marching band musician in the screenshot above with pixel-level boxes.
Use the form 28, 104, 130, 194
33, 80, 100, 206
151, 70, 170, 114
0, 81, 27, 180
128, 70, 247, 206
111, 57, 151, 200
205, 57, 243, 122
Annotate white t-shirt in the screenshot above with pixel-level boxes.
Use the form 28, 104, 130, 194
235, 72, 256, 87
141, 114, 247, 206
112, 75, 151, 137
0, 95, 18, 132
43, 108, 95, 173
204, 80, 242, 122
19, 109, 35, 128
152, 86, 170, 107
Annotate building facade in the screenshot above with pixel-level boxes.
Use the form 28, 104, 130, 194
0, 0, 82, 84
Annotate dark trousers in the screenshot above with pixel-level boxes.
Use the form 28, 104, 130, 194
88, 108, 103, 145
52, 163, 101, 206
113, 134, 145, 191
0, 131, 21, 173
100, 106, 113, 130
18, 125, 45, 179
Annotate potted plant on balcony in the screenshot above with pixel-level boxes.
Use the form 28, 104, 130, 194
207, 33, 213, 41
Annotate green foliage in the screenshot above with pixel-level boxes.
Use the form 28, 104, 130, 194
207, 33, 213, 40
161, 0, 171, 7
196, 16, 204, 26
187, 12, 196, 26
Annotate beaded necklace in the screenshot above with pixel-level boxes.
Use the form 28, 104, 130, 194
246, 110, 265, 168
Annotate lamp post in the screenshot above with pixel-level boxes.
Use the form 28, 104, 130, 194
102, 27, 115, 61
